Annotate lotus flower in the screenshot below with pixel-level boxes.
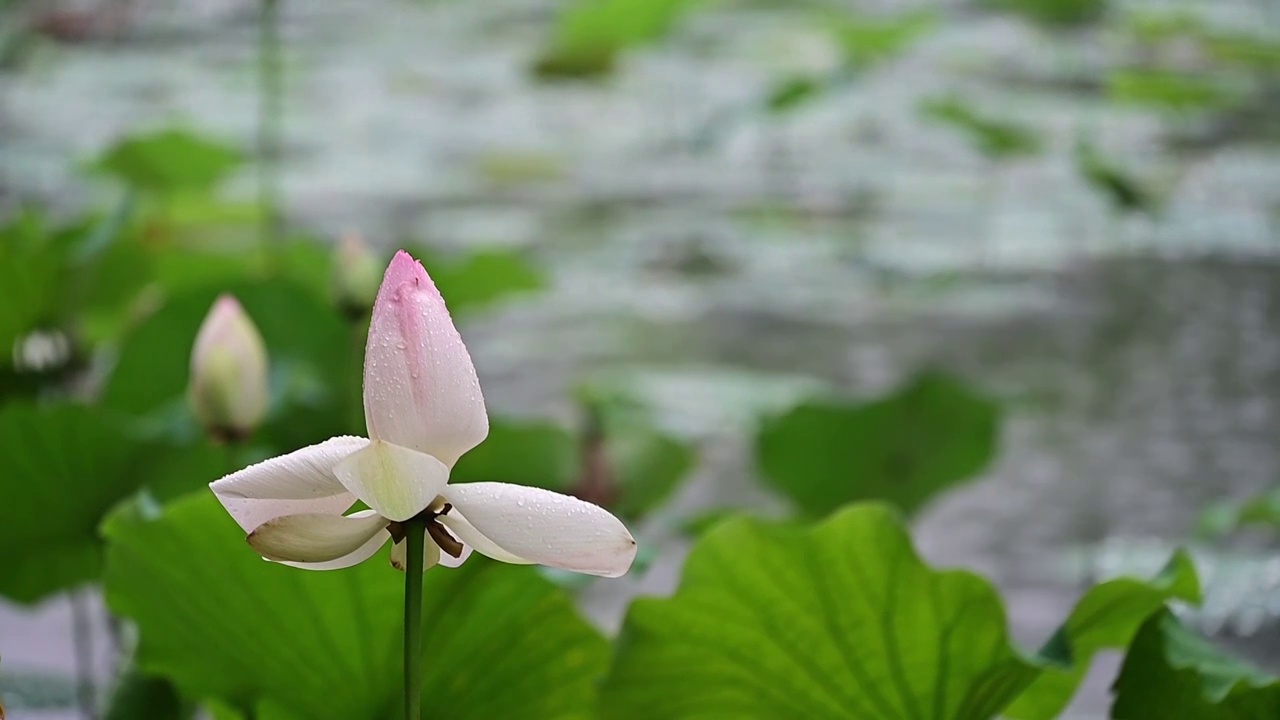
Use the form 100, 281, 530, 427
209, 251, 636, 576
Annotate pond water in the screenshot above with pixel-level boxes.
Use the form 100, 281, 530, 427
2, 0, 1279, 717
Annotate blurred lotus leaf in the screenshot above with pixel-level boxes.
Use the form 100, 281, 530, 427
1004, 551, 1201, 719
1107, 69, 1242, 114
102, 281, 353, 445
90, 128, 244, 195
765, 75, 825, 113
414, 248, 546, 315
981, 0, 1109, 27
1075, 138, 1161, 215
831, 9, 937, 70
0, 403, 225, 603
451, 397, 694, 522
103, 493, 609, 719
1111, 610, 1280, 718
533, 0, 710, 79
603, 504, 1201, 719
920, 96, 1042, 159
1198, 487, 1280, 539
0, 208, 152, 379
103, 671, 190, 720
757, 372, 1000, 518
1203, 33, 1280, 72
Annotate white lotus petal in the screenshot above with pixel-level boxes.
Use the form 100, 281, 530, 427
442, 483, 637, 578
429, 521, 473, 568
280, 510, 391, 571
332, 440, 450, 522
437, 509, 529, 565
210, 436, 368, 532
362, 251, 488, 467
247, 511, 390, 565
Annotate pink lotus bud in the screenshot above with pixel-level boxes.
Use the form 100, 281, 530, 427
188, 295, 268, 441
331, 232, 382, 318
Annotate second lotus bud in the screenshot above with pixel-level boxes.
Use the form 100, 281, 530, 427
188, 294, 269, 442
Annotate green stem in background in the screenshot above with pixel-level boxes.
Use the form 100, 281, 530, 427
348, 319, 367, 434
403, 518, 428, 720
257, 0, 284, 253
70, 589, 97, 720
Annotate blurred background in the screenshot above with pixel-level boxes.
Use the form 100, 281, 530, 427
1, 0, 1279, 718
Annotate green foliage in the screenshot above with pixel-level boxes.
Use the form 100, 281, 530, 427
0, 208, 149, 371
0, 403, 222, 603
1107, 69, 1241, 114
1075, 139, 1160, 215
830, 9, 937, 70
451, 397, 694, 522
1004, 551, 1201, 719
452, 419, 579, 488
757, 373, 1000, 518
1198, 487, 1280, 538
0, 403, 135, 602
533, 0, 709, 78
766, 76, 825, 113
763, 10, 936, 115
103, 671, 191, 720
417, 249, 546, 315
1203, 33, 1280, 72
90, 129, 244, 195
981, 0, 1108, 27
919, 97, 1042, 159
603, 504, 1208, 719
600, 504, 1036, 719
102, 281, 353, 443
104, 493, 610, 720
1111, 611, 1280, 718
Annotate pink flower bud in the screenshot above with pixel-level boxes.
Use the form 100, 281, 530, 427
188, 295, 268, 441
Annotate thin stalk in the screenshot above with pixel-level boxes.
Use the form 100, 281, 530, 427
403, 518, 427, 720
257, 0, 284, 252
349, 319, 367, 434
70, 589, 96, 720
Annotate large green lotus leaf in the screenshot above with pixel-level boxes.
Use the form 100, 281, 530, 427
90, 129, 244, 195
0, 403, 222, 603
757, 373, 999, 518
600, 504, 1039, 719
0, 403, 136, 601
103, 493, 609, 720
1004, 551, 1201, 718
102, 281, 353, 444
601, 504, 1201, 719
1111, 610, 1280, 718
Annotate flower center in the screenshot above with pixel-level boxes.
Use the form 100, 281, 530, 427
387, 502, 463, 558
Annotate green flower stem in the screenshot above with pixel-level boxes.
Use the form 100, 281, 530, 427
257, 0, 284, 252
403, 517, 428, 720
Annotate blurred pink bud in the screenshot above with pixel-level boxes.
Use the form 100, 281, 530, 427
188, 294, 268, 441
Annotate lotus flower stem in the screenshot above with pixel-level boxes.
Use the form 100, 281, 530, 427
257, 0, 284, 249
403, 516, 427, 720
